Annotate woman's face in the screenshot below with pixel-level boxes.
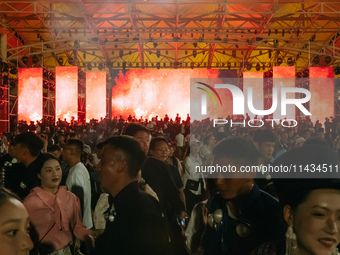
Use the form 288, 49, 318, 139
290, 189, 340, 255
207, 136, 216, 146
0, 198, 33, 255
38, 159, 62, 192
191, 143, 200, 155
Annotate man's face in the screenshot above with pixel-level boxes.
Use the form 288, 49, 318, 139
134, 131, 150, 155
257, 141, 275, 160
150, 141, 169, 161
61, 144, 79, 164
96, 145, 122, 193
214, 157, 254, 200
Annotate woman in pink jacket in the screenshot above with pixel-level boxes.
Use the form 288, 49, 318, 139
24, 154, 92, 255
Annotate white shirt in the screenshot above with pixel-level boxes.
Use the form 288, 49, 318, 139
183, 154, 206, 196
175, 133, 184, 147
66, 162, 93, 229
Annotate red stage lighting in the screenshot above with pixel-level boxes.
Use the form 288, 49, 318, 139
18, 68, 43, 122
243, 72, 264, 119
86, 72, 106, 122
56, 66, 78, 122
309, 67, 334, 123
273, 66, 295, 120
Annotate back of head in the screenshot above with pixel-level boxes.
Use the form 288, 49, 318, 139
103, 136, 146, 178
48, 144, 61, 152
273, 144, 339, 209
125, 123, 149, 137
213, 137, 258, 166
96, 142, 104, 150
253, 129, 276, 144
13, 132, 44, 157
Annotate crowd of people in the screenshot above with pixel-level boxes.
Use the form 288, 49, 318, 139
1, 113, 340, 255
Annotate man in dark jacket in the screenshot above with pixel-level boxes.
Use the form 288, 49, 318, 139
8, 132, 45, 199
202, 137, 284, 255
93, 136, 169, 255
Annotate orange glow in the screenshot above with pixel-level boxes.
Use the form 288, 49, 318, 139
56, 66, 78, 122
243, 72, 263, 119
273, 66, 295, 120
86, 72, 106, 122
112, 69, 220, 120
309, 67, 334, 123
18, 68, 43, 122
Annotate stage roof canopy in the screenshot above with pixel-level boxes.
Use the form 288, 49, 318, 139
1, 0, 340, 73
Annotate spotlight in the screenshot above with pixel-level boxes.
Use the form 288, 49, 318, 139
191, 62, 194, 69
119, 50, 123, 58
193, 43, 197, 48
277, 57, 283, 65
227, 62, 231, 69
9, 67, 17, 75
87, 63, 92, 70
32, 55, 39, 64
22, 56, 28, 64
268, 29, 271, 36
282, 29, 285, 37
313, 55, 319, 64
193, 50, 197, 58
156, 50, 160, 58
255, 63, 261, 71
157, 62, 160, 69
287, 57, 294, 66
325, 56, 332, 64
268, 50, 272, 58
98, 63, 104, 71
232, 50, 236, 58
122, 62, 126, 70
334, 66, 340, 75
68, 57, 74, 65
57, 57, 64, 66
246, 63, 252, 70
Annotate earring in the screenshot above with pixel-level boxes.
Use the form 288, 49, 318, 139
285, 225, 299, 255
331, 248, 338, 255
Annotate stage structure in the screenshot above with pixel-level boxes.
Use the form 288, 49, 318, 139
56, 66, 78, 122
0, 64, 9, 132
18, 68, 43, 123
243, 72, 264, 119
0, 66, 336, 132
309, 67, 334, 123
273, 66, 296, 121
42, 68, 56, 123
86, 72, 106, 122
